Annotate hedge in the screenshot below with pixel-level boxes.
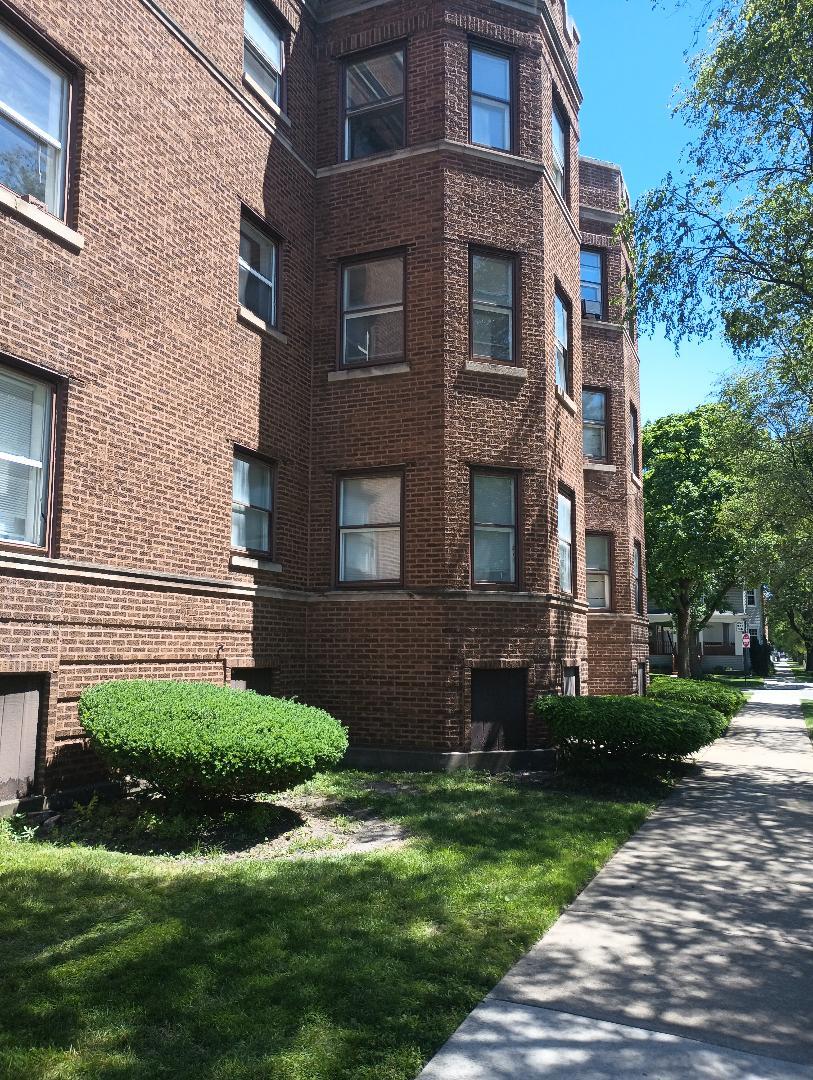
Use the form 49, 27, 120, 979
648, 676, 744, 732
535, 694, 721, 767
79, 680, 348, 800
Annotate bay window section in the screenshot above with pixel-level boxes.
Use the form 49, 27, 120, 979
471, 252, 515, 363
472, 471, 517, 586
582, 389, 607, 461
555, 289, 571, 394
470, 46, 512, 152
342, 254, 404, 367
0, 22, 69, 217
239, 213, 278, 327
243, 0, 284, 107
586, 534, 611, 610
344, 47, 405, 161
557, 489, 574, 594
232, 452, 273, 555
580, 249, 603, 318
339, 474, 402, 584
0, 367, 52, 548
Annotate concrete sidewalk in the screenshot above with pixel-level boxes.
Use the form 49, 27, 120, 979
419, 666, 813, 1079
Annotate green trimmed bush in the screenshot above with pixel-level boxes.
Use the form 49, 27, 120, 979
79, 680, 348, 800
535, 694, 720, 768
648, 676, 744, 731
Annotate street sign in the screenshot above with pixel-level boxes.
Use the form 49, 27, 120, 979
742, 633, 751, 648
736, 621, 745, 632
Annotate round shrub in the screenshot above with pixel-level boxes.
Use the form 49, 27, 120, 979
79, 680, 348, 800
535, 694, 720, 768
648, 676, 744, 727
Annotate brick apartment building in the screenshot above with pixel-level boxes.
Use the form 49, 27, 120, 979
0, 0, 647, 800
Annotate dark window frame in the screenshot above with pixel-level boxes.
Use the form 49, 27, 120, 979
629, 401, 640, 477
562, 664, 580, 696
554, 284, 573, 396
334, 466, 405, 589
469, 245, 520, 367
0, 4, 81, 226
580, 246, 606, 320
242, 0, 289, 114
582, 385, 610, 463
557, 484, 576, 596
551, 93, 569, 205
238, 205, 282, 329
341, 40, 407, 164
0, 352, 64, 557
338, 247, 407, 370
468, 39, 516, 155
633, 539, 644, 615
586, 530, 614, 612
469, 466, 521, 591
231, 445, 277, 559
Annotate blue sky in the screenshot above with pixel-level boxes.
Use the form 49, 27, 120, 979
569, 0, 738, 422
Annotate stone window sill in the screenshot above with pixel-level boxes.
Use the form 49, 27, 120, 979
584, 461, 617, 474
231, 554, 282, 573
237, 305, 288, 343
0, 186, 84, 252
242, 73, 292, 127
631, 472, 643, 490
556, 387, 577, 415
464, 360, 527, 379
328, 362, 410, 382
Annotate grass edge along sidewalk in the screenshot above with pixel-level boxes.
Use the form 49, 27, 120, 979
0, 769, 656, 1080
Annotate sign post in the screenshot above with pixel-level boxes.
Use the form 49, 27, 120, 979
742, 632, 751, 688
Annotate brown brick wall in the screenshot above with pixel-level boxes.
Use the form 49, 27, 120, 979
0, 0, 643, 795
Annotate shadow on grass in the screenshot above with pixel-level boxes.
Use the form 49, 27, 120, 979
36, 793, 306, 857
0, 775, 651, 1080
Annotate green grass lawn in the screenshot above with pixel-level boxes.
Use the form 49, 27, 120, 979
0, 770, 656, 1080
708, 673, 765, 691
802, 701, 813, 730
792, 666, 813, 684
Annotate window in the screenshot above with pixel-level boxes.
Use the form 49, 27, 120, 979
344, 46, 405, 161
338, 473, 402, 583
232, 451, 273, 554
558, 489, 574, 594
551, 101, 567, 199
580, 249, 603, 318
629, 403, 640, 477
554, 290, 571, 394
471, 252, 515, 363
0, 366, 53, 549
239, 213, 278, 326
746, 589, 756, 606
633, 541, 643, 615
341, 254, 404, 367
582, 389, 608, 461
586, 534, 611, 610
470, 45, 512, 152
231, 668, 274, 695
563, 666, 580, 696
0, 22, 69, 218
243, 0, 284, 107
471, 470, 517, 585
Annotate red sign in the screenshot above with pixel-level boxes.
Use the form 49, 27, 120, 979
742, 633, 751, 648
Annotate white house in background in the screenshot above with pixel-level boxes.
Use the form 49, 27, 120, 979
649, 585, 769, 673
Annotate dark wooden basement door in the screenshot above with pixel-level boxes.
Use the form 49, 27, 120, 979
470, 668, 527, 752
0, 676, 40, 802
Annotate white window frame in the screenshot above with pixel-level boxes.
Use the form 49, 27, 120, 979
243, 0, 284, 108
0, 365, 53, 549
558, 490, 574, 595
586, 534, 611, 610
239, 214, 278, 327
338, 473, 402, 584
0, 22, 70, 218
555, 290, 570, 393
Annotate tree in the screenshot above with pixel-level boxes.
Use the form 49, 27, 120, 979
631, 0, 813, 355
643, 405, 755, 677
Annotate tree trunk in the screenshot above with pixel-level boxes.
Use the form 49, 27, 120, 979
806, 645, 813, 674
676, 593, 692, 679
689, 629, 703, 679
